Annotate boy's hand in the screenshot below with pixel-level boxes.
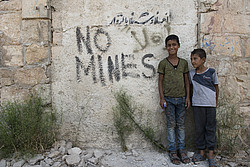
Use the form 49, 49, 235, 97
185, 98, 190, 109
160, 99, 167, 109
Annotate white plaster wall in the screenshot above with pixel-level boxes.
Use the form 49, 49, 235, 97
52, 0, 198, 149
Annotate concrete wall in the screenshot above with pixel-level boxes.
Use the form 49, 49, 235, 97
51, 0, 197, 149
0, 0, 249, 149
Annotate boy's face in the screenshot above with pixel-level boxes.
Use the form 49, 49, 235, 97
165, 40, 180, 56
191, 54, 205, 68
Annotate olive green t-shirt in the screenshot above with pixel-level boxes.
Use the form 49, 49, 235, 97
157, 58, 188, 97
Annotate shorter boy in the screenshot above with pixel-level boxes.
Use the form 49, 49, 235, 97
189, 49, 219, 167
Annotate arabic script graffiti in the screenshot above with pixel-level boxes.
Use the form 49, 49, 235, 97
110, 11, 170, 25
202, 37, 239, 54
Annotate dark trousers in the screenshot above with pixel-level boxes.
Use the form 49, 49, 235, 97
193, 106, 216, 150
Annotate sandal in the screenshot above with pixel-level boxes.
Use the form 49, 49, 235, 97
177, 149, 190, 164
192, 153, 206, 162
208, 158, 217, 167
169, 151, 181, 165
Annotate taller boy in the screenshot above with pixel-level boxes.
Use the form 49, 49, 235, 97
158, 35, 190, 165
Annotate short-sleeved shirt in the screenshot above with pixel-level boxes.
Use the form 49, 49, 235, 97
189, 68, 219, 107
157, 58, 189, 97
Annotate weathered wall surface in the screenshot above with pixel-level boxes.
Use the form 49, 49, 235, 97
0, 0, 249, 150
51, 0, 197, 149
198, 0, 250, 126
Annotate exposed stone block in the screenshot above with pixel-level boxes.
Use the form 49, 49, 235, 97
202, 35, 242, 57
200, 12, 222, 33
205, 58, 220, 70
1, 85, 30, 103
226, 0, 246, 14
217, 58, 233, 76
14, 67, 48, 86
0, 12, 21, 44
51, 46, 63, 61
240, 107, 250, 125
236, 75, 250, 98
25, 44, 49, 64
219, 76, 242, 102
224, 14, 250, 34
216, 59, 249, 79
244, 38, 250, 57
199, 0, 220, 12
22, 0, 51, 19
21, 20, 50, 45
1, 78, 12, 87
0, 0, 22, 11
52, 31, 63, 46
210, 0, 225, 11
246, 0, 250, 13
32, 84, 51, 105
235, 74, 250, 104
0, 69, 14, 86
234, 61, 249, 75
2, 45, 24, 67
52, 11, 62, 30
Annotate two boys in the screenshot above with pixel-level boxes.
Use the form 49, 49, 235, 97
158, 35, 219, 167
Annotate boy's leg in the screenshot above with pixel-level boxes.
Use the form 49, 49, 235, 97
206, 107, 217, 167
208, 150, 217, 167
205, 107, 217, 151
192, 107, 207, 163
176, 97, 190, 163
175, 97, 186, 150
165, 97, 181, 165
164, 97, 177, 151
193, 106, 206, 151
208, 150, 215, 159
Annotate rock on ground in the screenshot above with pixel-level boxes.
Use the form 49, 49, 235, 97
0, 140, 249, 167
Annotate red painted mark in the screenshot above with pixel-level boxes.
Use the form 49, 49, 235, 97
208, 16, 215, 32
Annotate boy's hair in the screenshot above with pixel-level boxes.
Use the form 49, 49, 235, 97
191, 48, 206, 59
165, 34, 180, 45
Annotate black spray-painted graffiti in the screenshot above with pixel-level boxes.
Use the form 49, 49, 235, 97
75, 27, 156, 86
76, 26, 111, 54
110, 11, 170, 25
142, 54, 156, 78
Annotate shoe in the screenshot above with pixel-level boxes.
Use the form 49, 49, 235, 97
177, 149, 190, 164
192, 152, 206, 162
208, 158, 217, 167
169, 151, 181, 165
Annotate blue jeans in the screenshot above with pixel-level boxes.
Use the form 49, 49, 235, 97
164, 96, 186, 151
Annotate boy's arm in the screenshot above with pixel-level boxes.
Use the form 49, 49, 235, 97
214, 84, 219, 107
158, 73, 166, 109
184, 72, 190, 109
190, 83, 193, 104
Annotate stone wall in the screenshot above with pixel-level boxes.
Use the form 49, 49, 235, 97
0, 0, 52, 105
198, 0, 250, 126
0, 0, 249, 150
